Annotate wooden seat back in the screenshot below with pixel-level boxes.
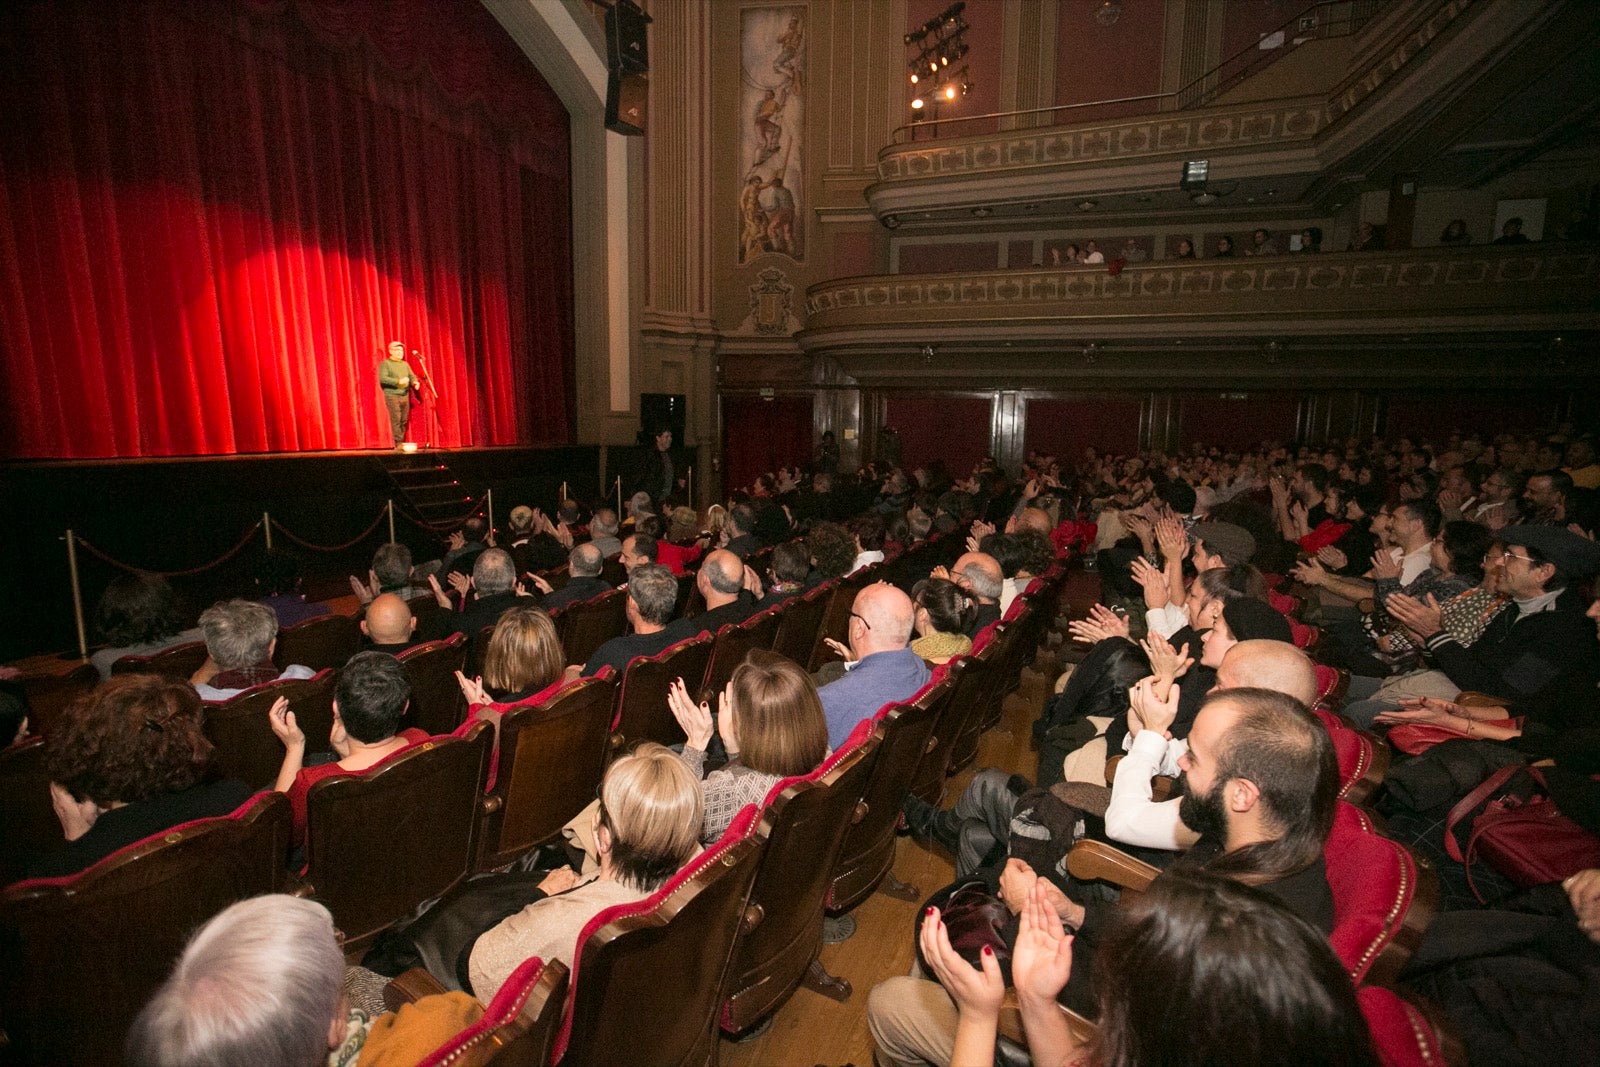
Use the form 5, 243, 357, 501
203, 668, 337, 788
556, 588, 628, 668
808, 564, 883, 671
610, 636, 714, 752
476, 674, 619, 872
0, 792, 293, 1066
10, 662, 97, 736
770, 582, 831, 666
827, 674, 955, 915
698, 610, 780, 707
399, 957, 569, 1067
908, 656, 988, 804
0, 737, 64, 885
111, 639, 208, 680
554, 807, 765, 1067
302, 721, 492, 951
397, 633, 469, 736
720, 729, 881, 1033
273, 613, 360, 672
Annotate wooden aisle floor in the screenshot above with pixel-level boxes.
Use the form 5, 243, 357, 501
718, 672, 1049, 1067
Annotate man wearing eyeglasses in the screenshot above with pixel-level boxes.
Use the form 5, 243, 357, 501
1383, 526, 1600, 732
817, 583, 929, 749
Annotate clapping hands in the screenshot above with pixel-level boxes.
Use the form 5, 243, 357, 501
1067, 604, 1130, 645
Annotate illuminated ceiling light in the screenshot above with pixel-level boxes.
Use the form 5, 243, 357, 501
944, 85, 956, 100
911, 97, 924, 109
910, 73, 918, 83
941, 55, 949, 65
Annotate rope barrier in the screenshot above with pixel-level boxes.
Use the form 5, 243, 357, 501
392, 493, 489, 533
74, 521, 265, 577
269, 505, 391, 553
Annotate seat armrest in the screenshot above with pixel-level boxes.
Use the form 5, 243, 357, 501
384, 968, 449, 1012
1065, 839, 1159, 892
1456, 691, 1510, 708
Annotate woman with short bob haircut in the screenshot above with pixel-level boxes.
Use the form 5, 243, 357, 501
469, 605, 564, 704
668, 649, 829, 841
31, 674, 253, 878
923, 868, 1380, 1067
467, 742, 702, 1000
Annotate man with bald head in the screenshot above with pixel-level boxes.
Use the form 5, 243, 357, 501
945, 551, 1003, 637
1104, 639, 1317, 851
817, 583, 930, 747
665, 549, 756, 639
1008, 506, 1054, 538
360, 593, 420, 654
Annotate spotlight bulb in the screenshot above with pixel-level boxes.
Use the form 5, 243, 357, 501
911, 97, 924, 109
910, 73, 918, 83
944, 85, 956, 100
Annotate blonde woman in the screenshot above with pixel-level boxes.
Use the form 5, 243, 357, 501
467, 742, 703, 1001
456, 605, 565, 706
668, 650, 830, 841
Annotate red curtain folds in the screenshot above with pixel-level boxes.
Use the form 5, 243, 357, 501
723, 395, 815, 492
0, 0, 573, 458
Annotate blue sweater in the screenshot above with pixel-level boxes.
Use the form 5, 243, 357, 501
819, 647, 930, 749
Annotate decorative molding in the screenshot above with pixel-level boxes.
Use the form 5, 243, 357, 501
875, 97, 1325, 182
803, 245, 1600, 331
735, 267, 805, 336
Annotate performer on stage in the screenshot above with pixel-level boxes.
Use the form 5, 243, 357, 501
378, 341, 417, 447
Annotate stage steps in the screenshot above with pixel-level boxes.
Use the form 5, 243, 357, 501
375, 451, 483, 525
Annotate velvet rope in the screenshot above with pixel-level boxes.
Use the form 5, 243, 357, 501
75, 522, 266, 577
268, 506, 391, 553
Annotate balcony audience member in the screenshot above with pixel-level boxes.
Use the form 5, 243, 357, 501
191, 599, 315, 701
668, 650, 829, 842
1493, 216, 1531, 245
348, 542, 432, 608
909, 577, 975, 666
535, 544, 611, 613
457, 605, 564, 706
585, 508, 622, 558
26, 674, 254, 879
920, 871, 1378, 1067
1214, 234, 1235, 257
575, 564, 683, 678
1173, 237, 1196, 259
1350, 220, 1383, 251
467, 742, 702, 1001
89, 573, 202, 680
1120, 237, 1148, 263
1245, 228, 1279, 255
1081, 239, 1105, 264
360, 593, 422, 655
128, 895, 484, 1067
817, 583, 929, 748
868, 687, 1339, 1064
1296, 226, 1323, 253
1440, 218, 1471, 245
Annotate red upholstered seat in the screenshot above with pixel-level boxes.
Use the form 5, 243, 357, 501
552, 805, 765, 1066
1314, 664, 1351, 712
609, 635, 714, 752
1329, 726, 1389, 805
1326, 801, 1436, 987
720, 719, 881, 1033
1290, 621, 1320, 650
1268, 589, 1303, 618
474, 671, 618, 872
111, 638, 209, 680
827, 673, 957, 914
397, 633, 470, 736
413, 956, 569, 1067
1357, 985, 1451, 1067
0, 792, 293, 1065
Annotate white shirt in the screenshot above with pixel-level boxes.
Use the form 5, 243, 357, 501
1144, 603, 1188, 640
1082, 251, 1105, 264
847, 549, 884, 575
195, 663, 316, 702
1105, 730, 1199, 852
999, 576, 1021, 617
1398, 544, 1433, 585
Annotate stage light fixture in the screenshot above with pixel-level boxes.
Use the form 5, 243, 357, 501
911, 97, 924, 109
910, 73, 918, 83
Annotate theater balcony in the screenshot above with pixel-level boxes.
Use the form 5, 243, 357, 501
865, 0, 1599, 230
797, 244, 1600, 390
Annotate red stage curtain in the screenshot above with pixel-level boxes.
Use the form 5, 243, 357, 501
723, 395, 815, 492
885, 394, 995, 479
0, 0, 573, 459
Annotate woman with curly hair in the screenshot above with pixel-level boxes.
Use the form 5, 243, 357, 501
806, 521, 858, 587
27, 674, 253, 879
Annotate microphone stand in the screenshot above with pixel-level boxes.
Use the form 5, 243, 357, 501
412, 350, 442, 449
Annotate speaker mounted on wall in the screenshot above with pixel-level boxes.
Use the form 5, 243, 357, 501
605, 0, 650, 136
